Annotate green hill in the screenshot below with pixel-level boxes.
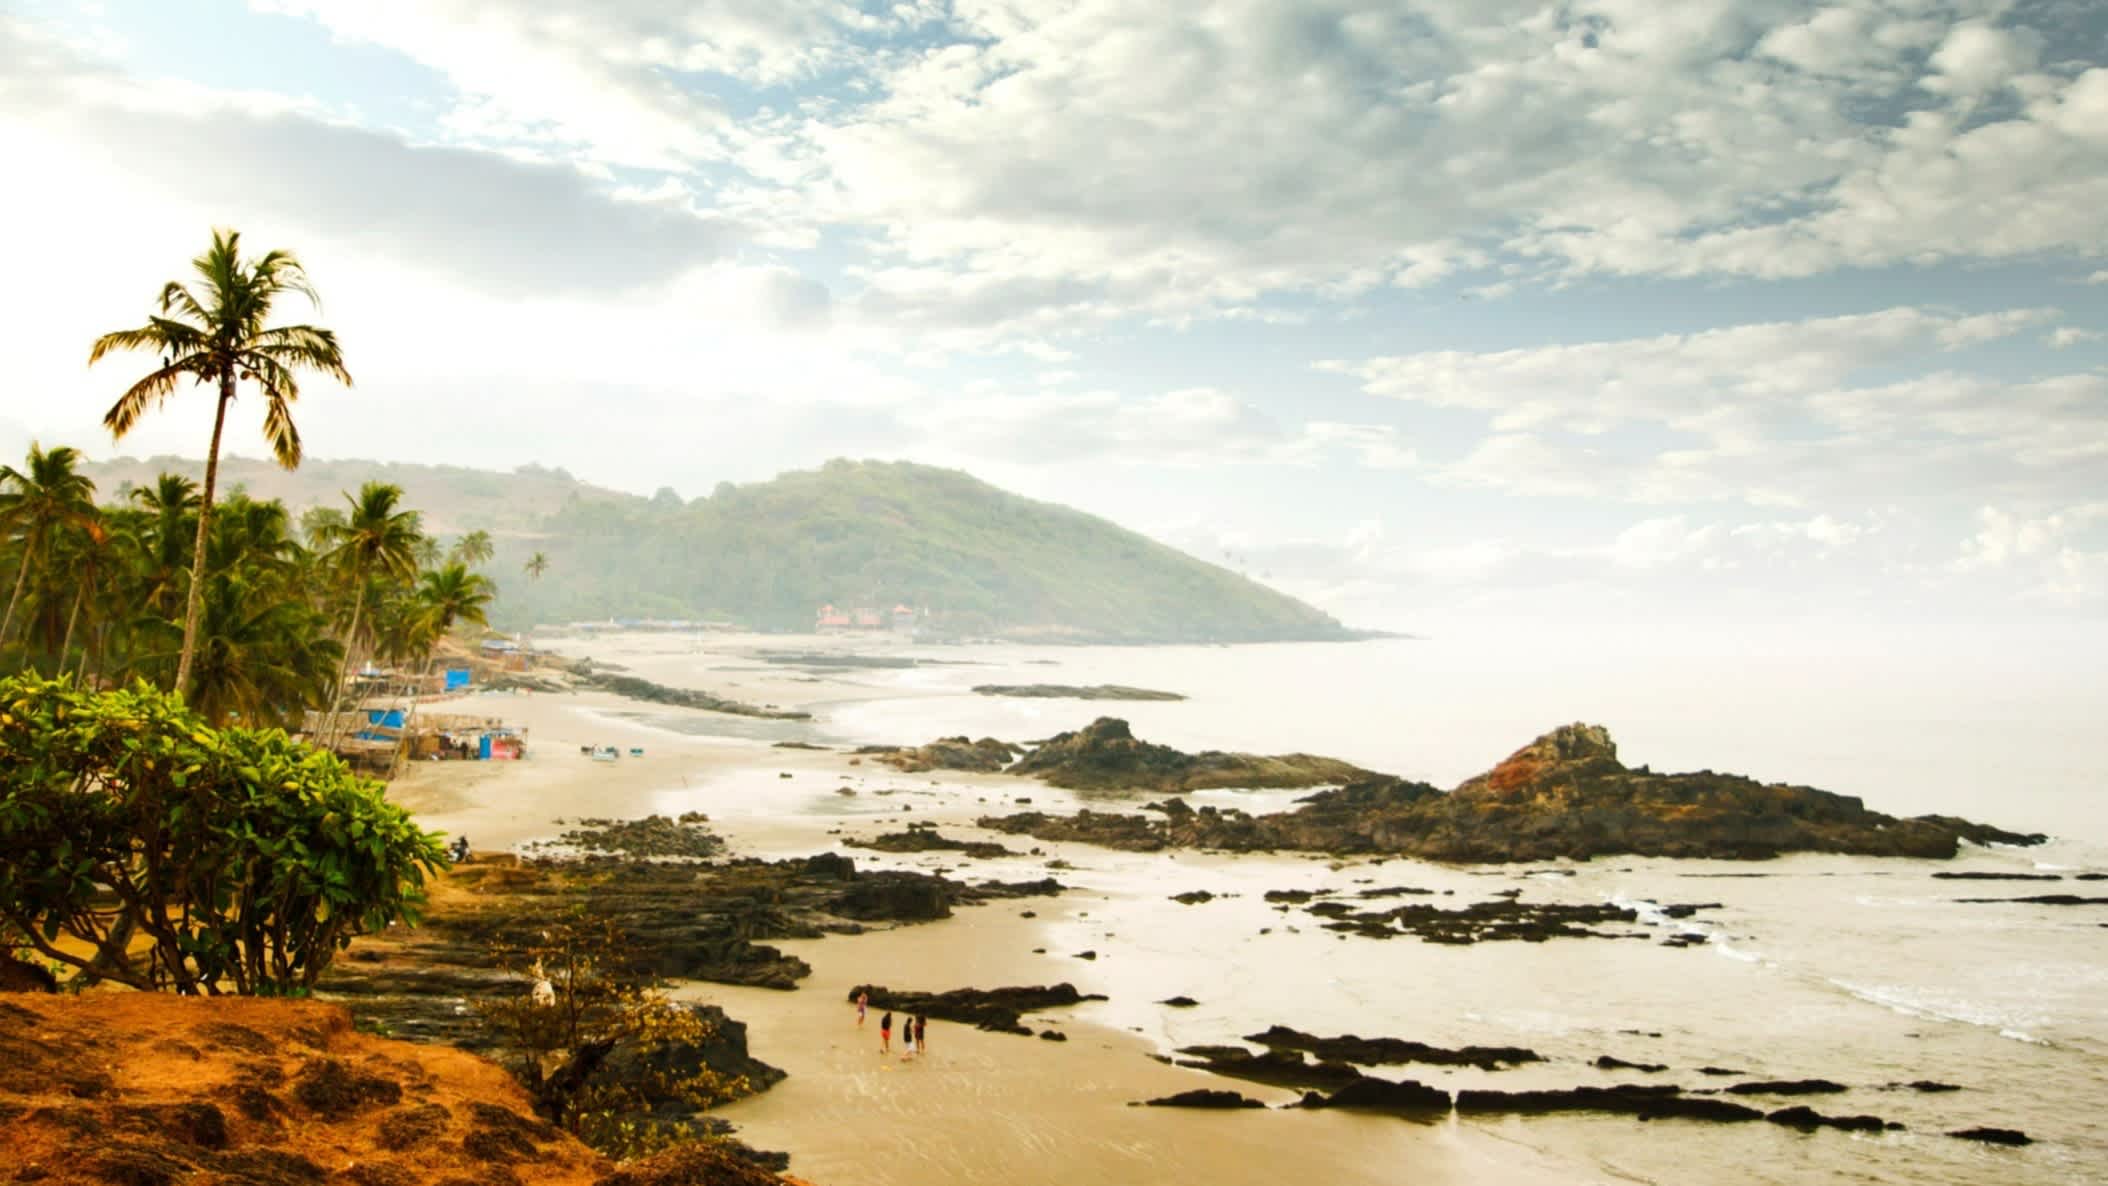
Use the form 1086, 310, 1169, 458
492, 460, 1345, 642
75, 454, 1347, 642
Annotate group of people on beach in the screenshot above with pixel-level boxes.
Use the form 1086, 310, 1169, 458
855, 990, 929, 1061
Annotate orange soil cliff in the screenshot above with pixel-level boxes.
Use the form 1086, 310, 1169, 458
0, 992, 807, 1186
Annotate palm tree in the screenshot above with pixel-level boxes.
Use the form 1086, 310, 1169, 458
89, 228, 351, 696
319, 482, 422, 735
417, 562, 496, 640
0, 444, 98, 649
449, 529, 494, 569
130, 473, 201, 621
524, 551, 550, 580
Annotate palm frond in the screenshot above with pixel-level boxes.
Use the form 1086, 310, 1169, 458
102, 363, 197, 440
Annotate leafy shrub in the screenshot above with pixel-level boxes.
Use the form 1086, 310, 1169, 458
0, 673, 447, 994
477, 911, 749, 1159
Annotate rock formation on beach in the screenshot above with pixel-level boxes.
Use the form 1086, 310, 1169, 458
0, 994, 807, 1186
1005, 717, 1377, 792
978, 721, 2046, 861
861, 736, 1021, 774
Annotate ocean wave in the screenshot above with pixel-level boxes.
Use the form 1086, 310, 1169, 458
1708, 934, 1762, 963
1828, 979, 2045, 1043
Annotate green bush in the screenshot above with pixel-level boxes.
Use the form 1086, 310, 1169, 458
0, 673, 447, 994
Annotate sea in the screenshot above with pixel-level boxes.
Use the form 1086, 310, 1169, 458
559, 624, 2108, 1185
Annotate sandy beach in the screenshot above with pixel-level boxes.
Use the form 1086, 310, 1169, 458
377, 630, 2108, 1186
380, 635, 1586, 1186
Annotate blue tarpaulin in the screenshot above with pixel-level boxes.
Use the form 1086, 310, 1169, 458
444, 668, 471, 691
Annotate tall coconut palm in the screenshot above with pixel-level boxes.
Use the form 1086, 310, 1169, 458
319, 482, 422, 734
524, 551, 550, 580
88, 228, 351, 696
449, 529, 494, 569
417, 562, 496, 641
0, 444, 99, 649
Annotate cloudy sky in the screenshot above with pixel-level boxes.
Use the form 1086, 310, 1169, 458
2, 0, 2104, 631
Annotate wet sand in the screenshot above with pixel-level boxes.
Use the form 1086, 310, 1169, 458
384, 637, 1591, 1185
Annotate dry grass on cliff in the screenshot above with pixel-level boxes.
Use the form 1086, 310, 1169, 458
0, 993, 806, 1186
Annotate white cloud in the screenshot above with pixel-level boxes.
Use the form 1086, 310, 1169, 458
2046, 326, 2102, 348
1330, 307, 2107, 509
895, 387, 1412, 471
218, 1, 2108, 335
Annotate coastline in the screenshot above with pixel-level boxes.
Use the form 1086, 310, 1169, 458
380, 636, 1591, 1185
378, 629, 2108, 1186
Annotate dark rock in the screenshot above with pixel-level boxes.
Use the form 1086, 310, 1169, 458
1948, 1126, 2031, 1146
1594, 1055, 1668, 1073
1171, 891, 1216, 904
1039, 1030, 1067, 1042
983, 722, 2041, 862
1144, 1089, 1263, 1109
1724, 1079, 1848, 1096
587, 1003, 789, 1126
1173, 1046, 1365, 1091
1158, 996, 1200, 1008
1696, 1067, 1746, 1077
1954, 895, 2108, 905
802, 852, 856, 880
845, 829, 1018, 859
579, 671, 810, 720
848, 983, 1103, 1035
1894, 1080, 1962, 1093
1006, 718, 1375, 792
865, 737, 1020, 774
1297, 1077, 1451, 1114
1456, 1084, 1763, 1123
1765, 1105, 1896, 1132
1246, 1025, 1540, 1070
1931, 872, 2061, 881
1074, 950, 1097, 961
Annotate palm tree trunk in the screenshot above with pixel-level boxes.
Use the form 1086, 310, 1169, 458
60, 583, 83, 665
0, 544, 30, 646
174, 379, 235, 697
325, 591, 364, 748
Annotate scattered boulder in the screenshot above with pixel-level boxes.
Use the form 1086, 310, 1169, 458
1006, 718, 1375, 792
1295, 1077, 1451, 1115
1143, 1089, 1263, 1109
1173, 1046, 1365, 1091
1594, 1055, 1668, 1073
1765, 1106, 1897, 1133
847, 984, 1103, 1035
1948, 1126, 2031, 1146
862, 737, 1020, 774
1246, 1025, 1540, 1070
845, 829, 1018, 859
1455, 1085, 1764, 1123
1724, 1079, 1848, 1096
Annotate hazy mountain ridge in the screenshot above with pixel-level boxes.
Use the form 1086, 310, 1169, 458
74, 455, 1347, 642
76, 454, 635, 536
492, 459, 1347, 641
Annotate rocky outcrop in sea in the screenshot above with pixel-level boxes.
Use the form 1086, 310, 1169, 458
977, 721, 2045, 861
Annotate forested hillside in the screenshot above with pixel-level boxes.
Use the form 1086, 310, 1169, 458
79, 455, 1347, 642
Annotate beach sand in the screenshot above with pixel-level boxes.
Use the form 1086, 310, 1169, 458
380, 637, 1591, 1186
